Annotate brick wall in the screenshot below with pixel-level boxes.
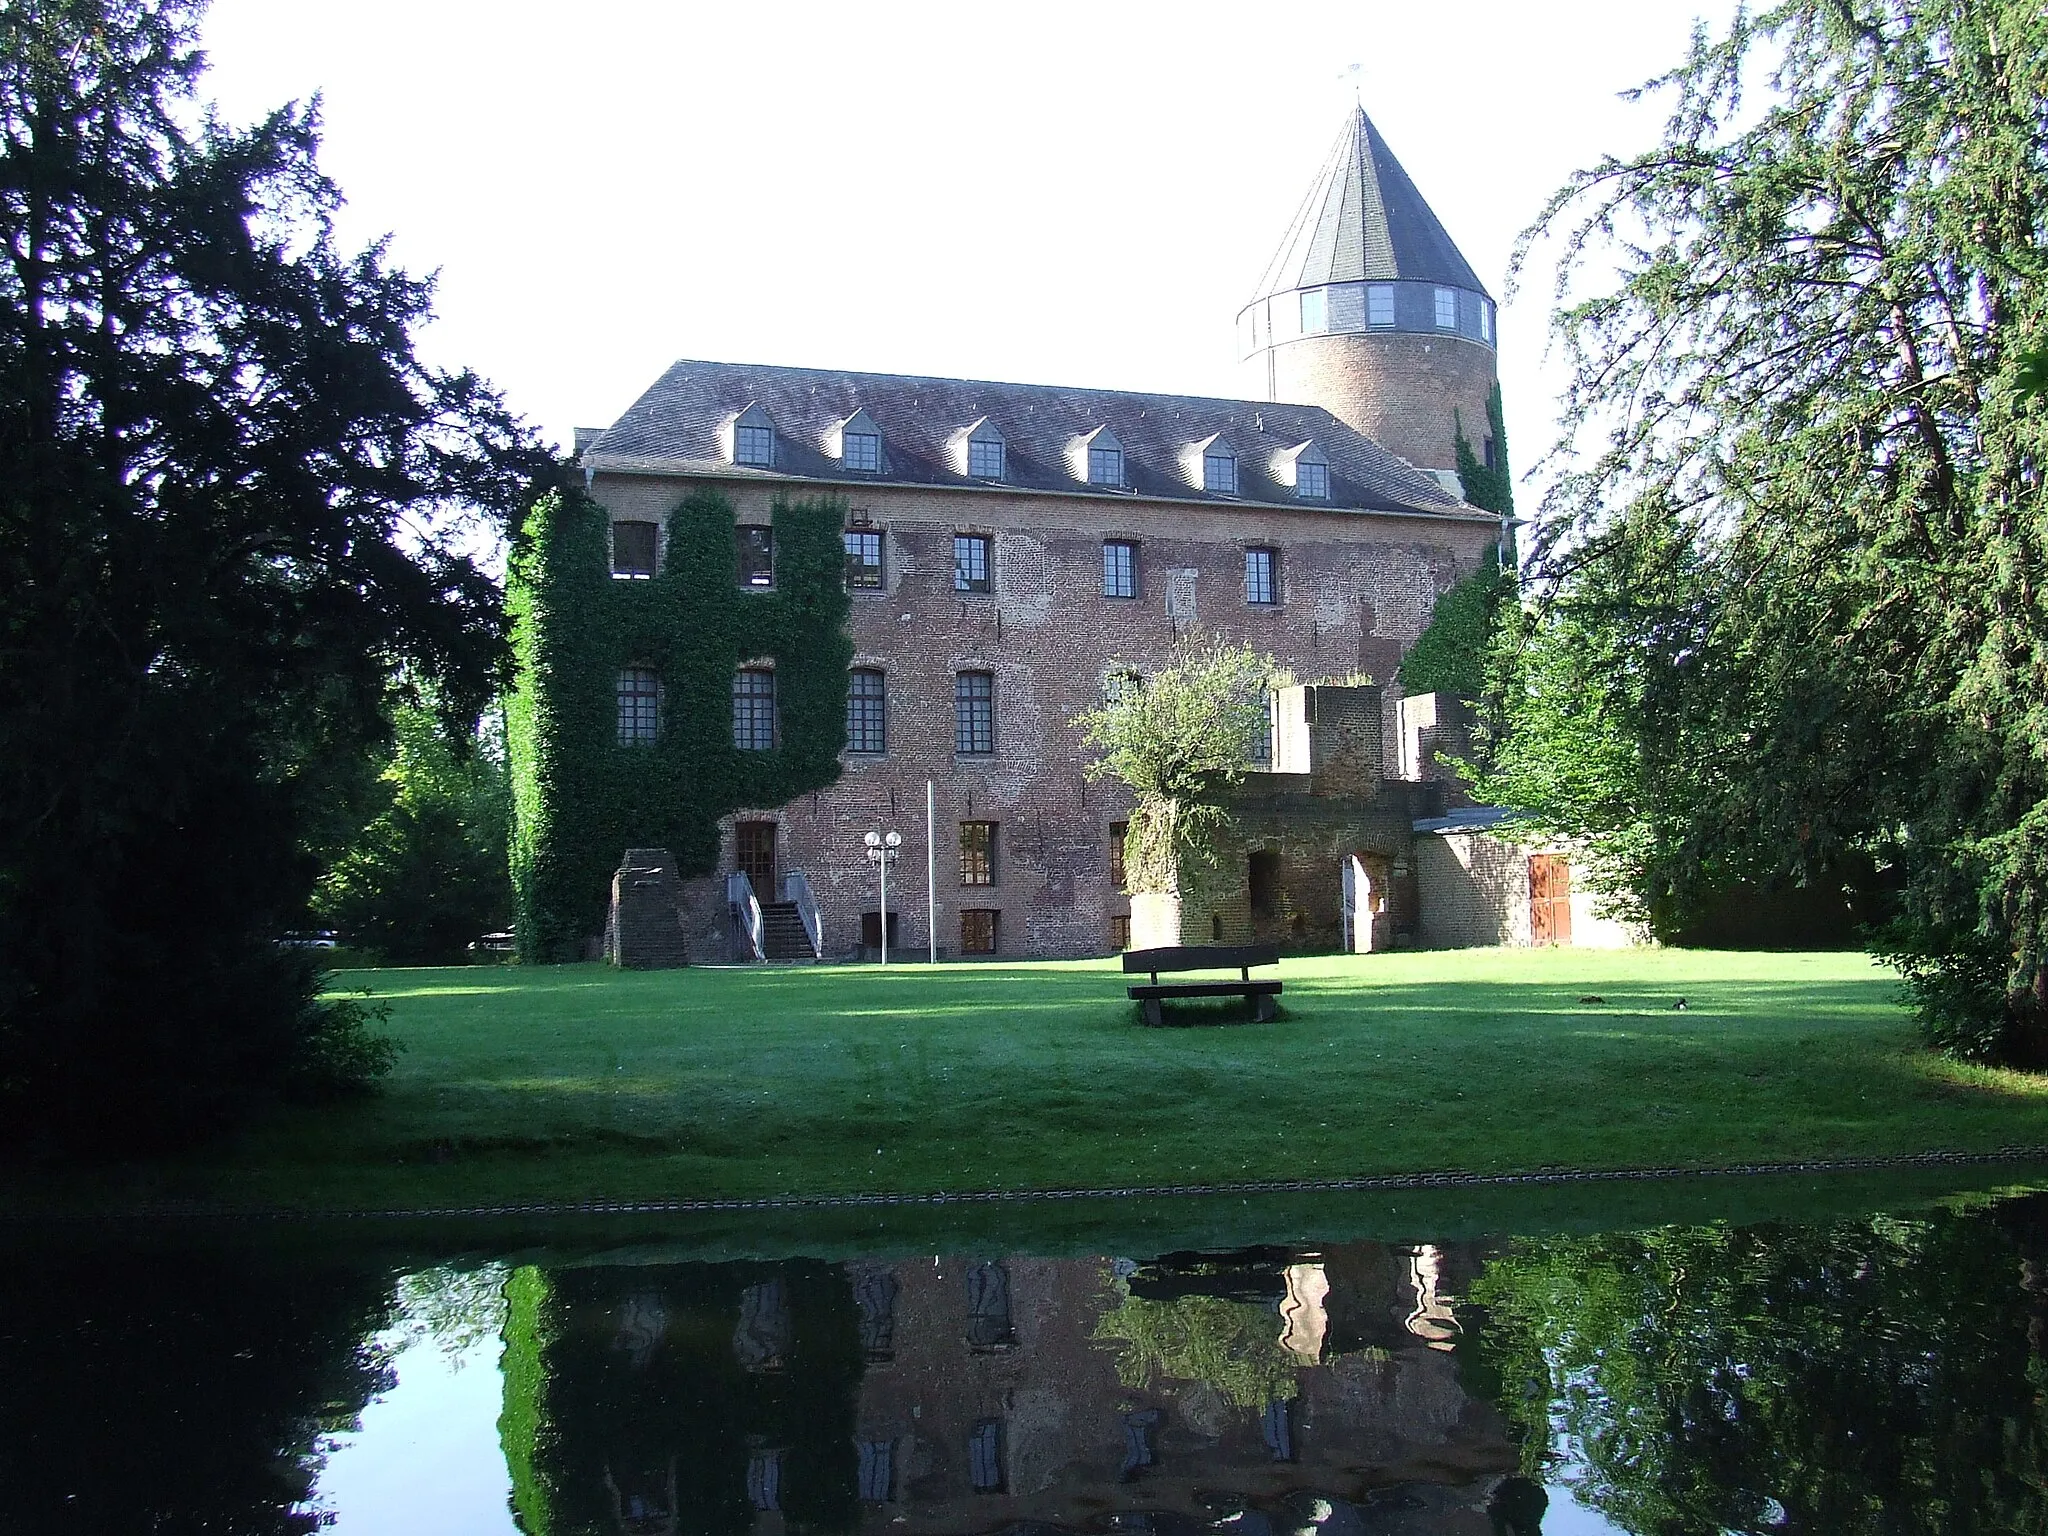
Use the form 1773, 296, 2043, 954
584, 473, 1495, 960
1415, 830, 1527, 948
1251, 332, 1497, 478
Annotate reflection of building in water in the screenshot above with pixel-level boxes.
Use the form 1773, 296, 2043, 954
847, 1246, 1514, 1534
499, 1243, 1516, 1536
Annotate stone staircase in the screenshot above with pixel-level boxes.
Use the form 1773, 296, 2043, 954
760, 901, 816, 962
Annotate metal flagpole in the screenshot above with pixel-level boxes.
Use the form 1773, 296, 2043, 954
879, 846, 888, 966
927, 780, 937, 964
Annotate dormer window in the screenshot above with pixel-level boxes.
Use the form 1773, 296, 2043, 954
963, 418, 1007, 480
1275, 440, 1330, 500
1078, 426, 1125, 488
1203, 449, 1237, 495
836, 408, 883, 473
731, 402, 776, 467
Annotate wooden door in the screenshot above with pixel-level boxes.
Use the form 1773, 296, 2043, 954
736, 821, 776, 896
1528, 854, 1572, 945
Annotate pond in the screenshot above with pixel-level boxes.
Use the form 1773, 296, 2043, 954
4, 1179, 2048, 1534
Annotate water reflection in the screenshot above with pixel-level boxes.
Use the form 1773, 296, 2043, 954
6, 1194, 2048, 1534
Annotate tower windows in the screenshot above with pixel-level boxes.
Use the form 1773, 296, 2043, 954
1480, 301, 1494, 343
846, 669, 886, 754
1435, 287, 1458, 330
1203, 450, 1238, 495
1245, 548, 1278, 606
611, 520, 658, 578
955, 671, 995, 754
1367, 284, 1395, 328
1296, 460, 1330, 500
1103, 540, 1137, 598
1298, 287, 1328, 335
733, 668, 776, 750
617, 668, 660, 745
954, 533, 991, 593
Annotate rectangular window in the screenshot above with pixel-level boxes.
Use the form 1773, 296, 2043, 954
1435, 286, 1458, 330
1367, 284, 1395, 328
1480, 300, 1494, 343
1483, 436, 1498, 473
968, 1417, 1005, 1491
968, 438, 1005, 479
1298, 287, 1328, 335
1087, 445, 1122, 486
843, 529, 883, 589
611, 520, 657, 579
1109, 913, 1131, 951
617, 668, 659, 745
1102, 540, 1136, 598
955, 671, 994, 754
1245, 547, 1278, 606
735, 423, 773, 466
960, 822, 996, 885
846, 669, 886, 754
960, 909, 999, 956
1296, 460, 1330, 500
954, 533, 991, 593
1109, 822, 1127, 892
733, 668, 776, 750
737, 525, 774, 588
1250, 694, 1273, 764
844, 431, 880, 471
1203, 452, 1237, 495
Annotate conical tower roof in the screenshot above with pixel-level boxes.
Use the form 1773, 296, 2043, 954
1251, 107, 1489, 301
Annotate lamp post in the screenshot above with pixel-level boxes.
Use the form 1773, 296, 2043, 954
863, 830, 902, 965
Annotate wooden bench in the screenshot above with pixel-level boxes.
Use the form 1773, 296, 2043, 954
1123, 944, 1282, 1027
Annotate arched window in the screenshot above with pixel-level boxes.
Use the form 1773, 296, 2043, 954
617, 668, 659, 744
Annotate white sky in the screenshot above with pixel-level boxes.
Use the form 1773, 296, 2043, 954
197, 0, 1741, 502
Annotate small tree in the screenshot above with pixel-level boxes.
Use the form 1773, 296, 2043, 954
1397, 547, 1516, 703
1074, 635, 1276, 898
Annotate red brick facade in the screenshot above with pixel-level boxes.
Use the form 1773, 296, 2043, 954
586, 472, 1498, 960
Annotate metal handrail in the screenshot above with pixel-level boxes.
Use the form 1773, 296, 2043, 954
781, 870, 823, 959
726, 871, 763, 962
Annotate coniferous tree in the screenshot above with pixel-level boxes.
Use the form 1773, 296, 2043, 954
0, 0, 549, 1142
1499, 0, 2048, 1060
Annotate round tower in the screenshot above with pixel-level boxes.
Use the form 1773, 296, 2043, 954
1240, 108, 1499, 492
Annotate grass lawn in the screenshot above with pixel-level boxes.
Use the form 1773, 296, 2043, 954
18, 947, 2048, 1217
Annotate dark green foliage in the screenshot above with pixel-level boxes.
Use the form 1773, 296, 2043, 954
506, 488, 852, 960
1396, 547, 1514, 703
0, 1, 548, 1144
1501, 0, 2048, 1057
314, 704, 513, 964
1452, 382, 1513, 517
1467, 1201, 2048, 1531
281, 987, 401, 1103
0, 1245, 395, 1533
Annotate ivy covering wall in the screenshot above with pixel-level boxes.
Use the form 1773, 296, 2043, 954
506, 486, 853, 961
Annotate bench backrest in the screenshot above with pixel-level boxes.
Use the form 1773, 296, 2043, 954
1122, 944, 1280, 975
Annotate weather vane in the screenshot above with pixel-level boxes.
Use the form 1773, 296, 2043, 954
1339, 61, 1363, 106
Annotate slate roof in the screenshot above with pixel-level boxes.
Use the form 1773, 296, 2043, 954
582, 359, 1483, 520
1251, 107, 1489, 301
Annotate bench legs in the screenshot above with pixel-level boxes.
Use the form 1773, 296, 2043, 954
1253, 992, 1279, 1022
1141, 997, 1164, 1028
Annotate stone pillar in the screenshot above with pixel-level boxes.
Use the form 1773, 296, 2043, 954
607, 848, 691, 969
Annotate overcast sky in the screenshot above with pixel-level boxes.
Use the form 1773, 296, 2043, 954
198, 0, 1740, 502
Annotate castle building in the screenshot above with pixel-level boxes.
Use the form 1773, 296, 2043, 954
523, 108, 1543, 964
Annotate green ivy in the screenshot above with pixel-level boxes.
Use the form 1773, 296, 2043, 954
1453, 381, 1514, 520
505, 486, 853, 961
